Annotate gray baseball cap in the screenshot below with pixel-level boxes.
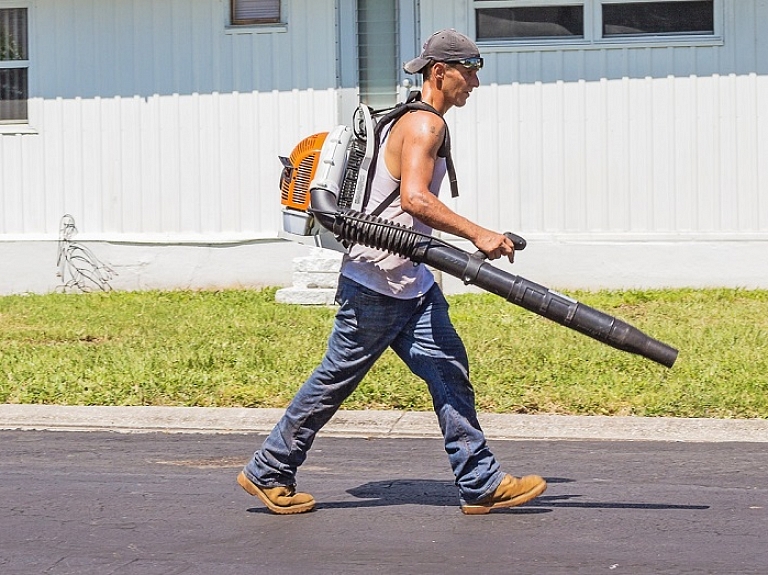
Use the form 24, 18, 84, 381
403, 29, 481, 74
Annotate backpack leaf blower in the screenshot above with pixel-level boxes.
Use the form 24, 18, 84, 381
278, 101, 678, 369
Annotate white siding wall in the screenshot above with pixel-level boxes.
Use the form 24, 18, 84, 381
451, 61, 768, 239
421, 1, 768, 241
0, 0, 338, 239
1, 0, 767, 294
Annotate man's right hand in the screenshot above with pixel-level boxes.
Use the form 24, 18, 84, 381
474, 230, 516, 263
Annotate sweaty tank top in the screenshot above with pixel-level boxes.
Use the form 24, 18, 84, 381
340, 127, 447, 299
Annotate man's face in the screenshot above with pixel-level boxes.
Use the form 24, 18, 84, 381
442, 63, 481, 108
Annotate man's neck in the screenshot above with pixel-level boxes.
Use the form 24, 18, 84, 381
420, 83, 451, 115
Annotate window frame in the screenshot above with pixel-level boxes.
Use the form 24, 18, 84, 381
0, 3, 31, 128
472, 0, 723, 51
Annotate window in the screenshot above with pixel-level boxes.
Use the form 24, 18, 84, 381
474, 0, 718, 45
357, 0, 399, 109
602, 1, 713, 37
231, 0, 280, 26
0, 7, 27, 123
477, 6, 584, 41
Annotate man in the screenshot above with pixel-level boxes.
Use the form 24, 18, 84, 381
238, 29, 547, 515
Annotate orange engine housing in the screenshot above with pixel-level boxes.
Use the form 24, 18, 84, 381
279, 132, 328, 211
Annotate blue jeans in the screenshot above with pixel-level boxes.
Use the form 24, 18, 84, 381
244, 275, 504, 504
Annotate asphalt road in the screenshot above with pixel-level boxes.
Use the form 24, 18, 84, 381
2, 429, 767, 575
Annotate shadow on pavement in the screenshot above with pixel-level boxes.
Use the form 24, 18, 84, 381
245, 476, 707, 513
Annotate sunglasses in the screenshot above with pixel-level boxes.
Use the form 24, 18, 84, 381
447, 57, 484, 71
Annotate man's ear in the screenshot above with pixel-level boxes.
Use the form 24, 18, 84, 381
432, 62, 447, 85
432, 62, 448, 90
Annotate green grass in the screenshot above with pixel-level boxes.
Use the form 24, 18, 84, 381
1, 288, 767, 418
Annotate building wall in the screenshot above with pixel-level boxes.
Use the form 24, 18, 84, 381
1, 0, 766, 294
420, 1, 767, 237
416, 0, 767, 290
0, 0, 338, 240
0, 0, 343, 294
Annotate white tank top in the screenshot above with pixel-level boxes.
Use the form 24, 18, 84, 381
340, 128, 447, 299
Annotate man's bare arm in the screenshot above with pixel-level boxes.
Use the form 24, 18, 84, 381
396, 113, 515, 261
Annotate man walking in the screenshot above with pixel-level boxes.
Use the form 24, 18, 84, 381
238, 29, 547, 515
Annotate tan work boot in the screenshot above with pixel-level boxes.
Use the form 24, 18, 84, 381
461, 473, 547, 515
237, 470, 316, 515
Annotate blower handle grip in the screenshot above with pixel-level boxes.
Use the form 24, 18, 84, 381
471, 232, 527, 261
505, 232, 527, 251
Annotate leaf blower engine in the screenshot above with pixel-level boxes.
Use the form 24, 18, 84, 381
279, 104, 381, 252
276, 103, 679, 369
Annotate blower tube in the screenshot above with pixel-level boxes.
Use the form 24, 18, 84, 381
309, 188, 678, 368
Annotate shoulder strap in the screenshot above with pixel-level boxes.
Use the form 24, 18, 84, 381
363, 91, 459, 216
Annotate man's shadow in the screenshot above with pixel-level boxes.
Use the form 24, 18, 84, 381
248, 477, 707, 514
334, 478, 550, 513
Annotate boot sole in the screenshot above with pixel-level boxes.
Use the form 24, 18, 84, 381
461, 479, 547, 515
237, 471, 316, 515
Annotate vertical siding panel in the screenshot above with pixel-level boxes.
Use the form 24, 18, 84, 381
759, 72, 768, 231
510, 81, 526, 232
736, 73, 759, 230
519, 81, 544, 231
541, 77, 564, 232
650, 77, 672, 230
219, 93, 240, 233
718, 73, 738, 231
120, 97, 142, 233
253, 32, 275, 91
100, 97, 122, 233
114, 0, 135, 97
1, 137, 22, 233
758, 0, 768, 231
583, 78, 606, 231
159, 94, 180, 233
627, 73, 652, 232
231, 33, 254, 93
495, 83, 522, 231
303, 0, 336, 90
235, 92, 256, 233
673, 71, 695, 232
694, 63, 718, 231
604, 49, 628, 232
172, 0, 195, 96
41, 99, 61, 233
80, 96, 103, 231
178, 93, 202, 233
134, 0, 156, 97
22, 131, 44, 233
4, 139, 14, 232
562, 74, 588, 233
0, 141, 4, 232
199, 92, 222, 233
757, 0, 768, 231
606, 76, 631, 231
62, 97, 85, 228
141, 95, 163, 233
256, 90, 278, 233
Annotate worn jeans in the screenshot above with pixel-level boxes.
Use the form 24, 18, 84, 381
244, 275, 504, 504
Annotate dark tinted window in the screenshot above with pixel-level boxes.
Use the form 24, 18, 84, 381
477, 6, 584, 40
231, 0, 280, 25
603, 1, 714, 36
0, 8, 28, 122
